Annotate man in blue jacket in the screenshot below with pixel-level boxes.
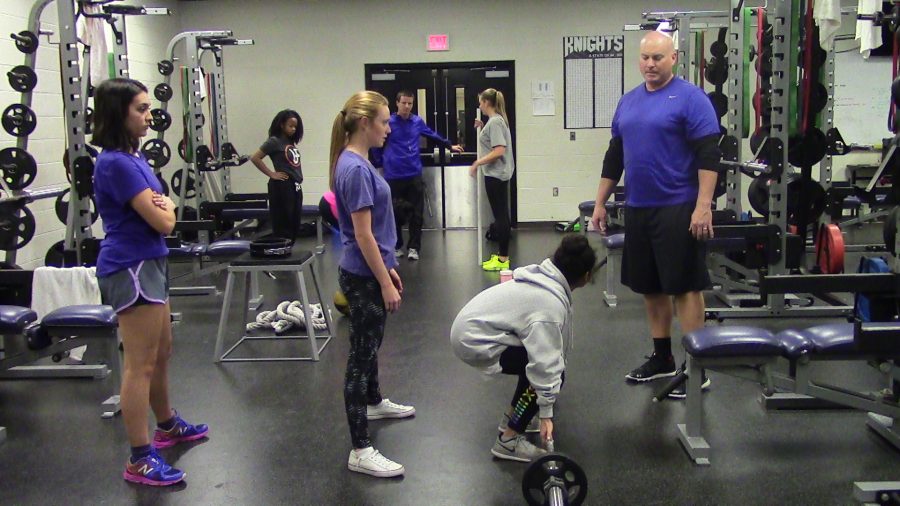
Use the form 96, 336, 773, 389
377, 90, 461, 261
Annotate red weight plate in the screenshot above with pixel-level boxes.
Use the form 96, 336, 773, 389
815, 223, 845, 274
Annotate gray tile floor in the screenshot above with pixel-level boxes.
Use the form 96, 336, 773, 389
1, 227, 899, 505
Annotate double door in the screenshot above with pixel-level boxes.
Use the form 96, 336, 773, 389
364, 61, 516, 228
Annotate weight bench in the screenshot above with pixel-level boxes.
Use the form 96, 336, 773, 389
0, 304, 120, 444
676, 321, 900, 465
577, 200, 626, 235
167, 237, 265, 308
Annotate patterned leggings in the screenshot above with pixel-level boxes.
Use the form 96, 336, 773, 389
500, 347, 565, 433
339, 268, 386, 449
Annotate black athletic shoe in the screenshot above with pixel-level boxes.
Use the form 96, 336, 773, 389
625, 352, 677, 382
667, 371, 711, 399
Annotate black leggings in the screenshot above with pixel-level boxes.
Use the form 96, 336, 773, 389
500, 346, 564, 433
339, 268, 386, 449
484, 176, 510, 257
268, 178, 302, 241
388, 175, 425, 251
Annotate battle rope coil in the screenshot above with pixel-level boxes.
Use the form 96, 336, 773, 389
246, 300, 328, 333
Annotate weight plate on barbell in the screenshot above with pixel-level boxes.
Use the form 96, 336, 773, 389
522, 453, 588, 506
2, 103, 37, 138
0, 147, 37, 190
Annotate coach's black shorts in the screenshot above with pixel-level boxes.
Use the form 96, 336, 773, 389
621, 202, 710, 295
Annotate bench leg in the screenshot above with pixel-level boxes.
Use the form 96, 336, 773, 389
0, 426, 5, 445
604, 253, 618, 308
677, 356, 710, 465
101, 329, 122, 418
248, 271, 263, 311
580, 211, 589, 235
315, 217, 325, 254
214, 271, 237, 362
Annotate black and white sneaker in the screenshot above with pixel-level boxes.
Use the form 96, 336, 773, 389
667, 371, 711, 399
625, 352, 677, 382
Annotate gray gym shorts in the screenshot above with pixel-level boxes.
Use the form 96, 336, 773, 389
98, 257, 169, 313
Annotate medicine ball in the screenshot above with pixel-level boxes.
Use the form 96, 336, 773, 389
333, 290, 350, 316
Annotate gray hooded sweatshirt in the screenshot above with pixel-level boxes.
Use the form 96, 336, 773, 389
450, 258, 573, 419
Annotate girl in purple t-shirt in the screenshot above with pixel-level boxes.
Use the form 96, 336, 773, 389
92, 78, 207, 487
328, 91, 414, 478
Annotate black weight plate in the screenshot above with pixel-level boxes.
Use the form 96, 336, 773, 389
7, 65, 37, 92
809, 83, 828, 115
0, 205, 36, 251
13, 31, 38, 54
704, 57, 728, 86
750, 127, 769, 156
747, 174, 827, 224
63, 145, 99, 182
522, 453, 588, 506
149, 108, 171, 132
154, 82, 173, 102
707, 91, 728, 119
2, 103, 36, 137
178, 138, 187, 161
157, 60, 174, 76
710, 39, 728, 58
44, 240, 78, 268
141, 139, 171, 169
788, 128, 827, 167
0, 147, 37, 190
55, 189, 99, 225
171, 168, 197, 199
84, 106, 93, 135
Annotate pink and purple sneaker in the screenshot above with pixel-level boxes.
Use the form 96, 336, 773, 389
152, 411, 209, 449
123, 450, 185, 486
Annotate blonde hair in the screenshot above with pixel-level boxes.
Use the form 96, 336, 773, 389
328, 91, 389, 190
479, 88, 508, 124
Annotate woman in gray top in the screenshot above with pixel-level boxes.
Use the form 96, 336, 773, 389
469, 88, 515, 272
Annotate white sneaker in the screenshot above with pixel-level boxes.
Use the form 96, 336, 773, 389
367, 398, 416, 420
491, 434, 547, 463
348, 447, 404, 478
394, 249, 404, 258
407, 248, 419, 261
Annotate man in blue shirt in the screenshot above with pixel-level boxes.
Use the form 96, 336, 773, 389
590, 31, 723, 398
377, 90, 461, 261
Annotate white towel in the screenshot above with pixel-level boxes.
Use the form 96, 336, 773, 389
32, 266, 102, 361
815, 0, 842, 50
856, 0, 884, 58
78, 3, 109, 85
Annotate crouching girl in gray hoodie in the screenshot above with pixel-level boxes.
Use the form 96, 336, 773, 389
450, 235, 597, 463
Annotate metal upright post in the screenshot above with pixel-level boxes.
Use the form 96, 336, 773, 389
766, 0, 792, 314
724, 1, 745, 214
109, 14, 129, 78
57, 0, 95, 263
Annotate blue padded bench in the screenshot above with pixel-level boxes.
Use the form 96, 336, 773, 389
0, 305, 120, 444
677, 322, 900, 465
0, 305, 37, 335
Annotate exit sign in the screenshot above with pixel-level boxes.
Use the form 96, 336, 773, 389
428, 34, 449, 51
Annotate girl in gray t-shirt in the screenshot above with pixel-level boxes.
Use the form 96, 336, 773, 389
469, 88, 515, 271
250, 109, 304, 241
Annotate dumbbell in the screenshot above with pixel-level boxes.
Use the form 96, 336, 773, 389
522, 453, 587, 506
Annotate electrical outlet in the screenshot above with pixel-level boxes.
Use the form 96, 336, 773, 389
569, 132, 576, 141
553, 187, 559, 197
